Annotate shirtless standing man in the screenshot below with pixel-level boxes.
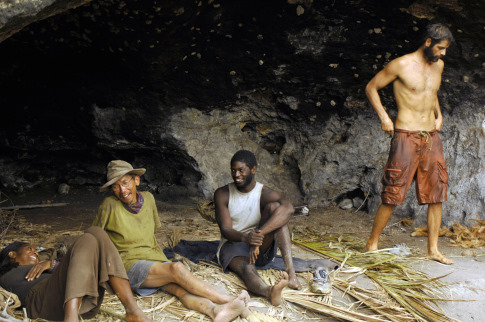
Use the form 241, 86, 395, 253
214, 150, 302, 306
365, 23, 454, 265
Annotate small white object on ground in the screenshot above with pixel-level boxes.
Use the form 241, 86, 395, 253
389, 243, 411, 256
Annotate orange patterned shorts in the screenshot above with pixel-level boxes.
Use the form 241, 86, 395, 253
381, 129, 448, 205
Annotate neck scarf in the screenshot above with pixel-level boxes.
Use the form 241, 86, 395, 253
123, 191, 144, 214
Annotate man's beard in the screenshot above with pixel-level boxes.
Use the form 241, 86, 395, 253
424, 46, 441, 62
236, 171, 253, 188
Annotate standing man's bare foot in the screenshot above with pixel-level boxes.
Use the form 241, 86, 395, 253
365, 241, 378, 252
213, 293, 247, 322
125, 307, 153, 322
269, 271, 289, 306
288, 271, 302, 290
427, 251, 454, 265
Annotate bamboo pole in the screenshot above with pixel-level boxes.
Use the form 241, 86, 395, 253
1, 203, 69, 210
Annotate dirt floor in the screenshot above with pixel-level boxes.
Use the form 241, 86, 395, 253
1, 187, 484, 321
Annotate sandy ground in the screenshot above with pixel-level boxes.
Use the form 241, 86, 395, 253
2, 186, 484, 321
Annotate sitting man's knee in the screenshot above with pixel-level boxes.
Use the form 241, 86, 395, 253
264, 202, 280, 214
169, 261, 187, 275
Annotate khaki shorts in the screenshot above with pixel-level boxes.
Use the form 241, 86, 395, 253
381, 129, 448, 205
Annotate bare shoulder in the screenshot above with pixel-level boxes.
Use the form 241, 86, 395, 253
214, 185, 230, 202
261, 185, 283, 203
436, 58, 445, 71
387, 53, 414, 72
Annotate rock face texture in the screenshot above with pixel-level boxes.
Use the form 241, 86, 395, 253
0, 0, 92, 43
0, 0, 483, 225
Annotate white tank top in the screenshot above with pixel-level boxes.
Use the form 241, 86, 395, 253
217, 182, 263, 261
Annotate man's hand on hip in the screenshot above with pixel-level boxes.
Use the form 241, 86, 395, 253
381, 117, 394, 135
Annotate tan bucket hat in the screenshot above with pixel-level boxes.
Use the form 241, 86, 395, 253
100, 160, 146, 192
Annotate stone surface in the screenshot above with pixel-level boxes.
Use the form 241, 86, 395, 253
352, 197, 364, 209
0, 0, 483, 225
0, 0, 92, 43
57, 183, 69, 194
338, 199, 353, 210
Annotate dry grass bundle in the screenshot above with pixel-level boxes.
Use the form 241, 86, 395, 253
0, 287, 21, 316
196, 200, 217, 224
293, 233, 459, 322
448, 219, 485, 248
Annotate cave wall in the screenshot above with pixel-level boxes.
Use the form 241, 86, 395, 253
0, 0, 483, 225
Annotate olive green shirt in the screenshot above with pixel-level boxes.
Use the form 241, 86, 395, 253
92, 191, 168, 271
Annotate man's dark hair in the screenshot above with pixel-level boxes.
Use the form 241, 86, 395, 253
423, 23, 454, 46
0, 241, 27, 275
231, 150, 257, 169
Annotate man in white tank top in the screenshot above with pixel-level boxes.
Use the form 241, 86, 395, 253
214, 150, 302, 306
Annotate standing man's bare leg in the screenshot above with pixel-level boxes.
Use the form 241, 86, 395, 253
426, 203, 453, 264
274, 225, 301, 290
365, 204, 396, 251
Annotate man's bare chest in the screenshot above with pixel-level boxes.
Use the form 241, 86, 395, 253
397, 68, 441, 94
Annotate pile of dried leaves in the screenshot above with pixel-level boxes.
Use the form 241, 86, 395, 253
412, 219, 485, 248
196, 200, 217, 224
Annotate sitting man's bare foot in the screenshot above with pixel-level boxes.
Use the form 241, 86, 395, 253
238, 290, 250, 319
240, 290, 250, 318
427, 251, 454, 265
269, 271, 289, 306
288, 271, 302, 290
125, 307, 153, 322
213, 293, 246, 322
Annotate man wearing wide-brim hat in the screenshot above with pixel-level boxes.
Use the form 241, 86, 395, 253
93, 160, 249, 321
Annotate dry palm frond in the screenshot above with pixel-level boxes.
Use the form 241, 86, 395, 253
332, 277, 414, 322
167, 229, 181, 249
173, 253, 199, 272
411, 226, 451, 237
448, 220, 485, 248
196, 200, 217, 224
0, 287, 21, 317
257, 267, 418, 321
283, 290, 389, 322
412, 219, 485, 249
293, 233, 459, 322
411, 226, 429, 237
400, 217, 414, 227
